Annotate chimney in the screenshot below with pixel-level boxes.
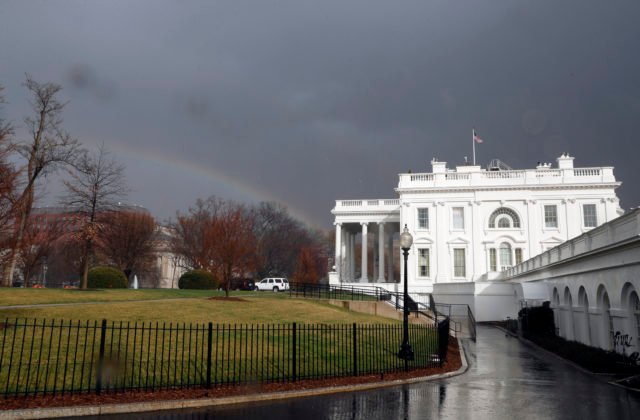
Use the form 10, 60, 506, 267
431, 158, 447, 173
556, 153, 574, 169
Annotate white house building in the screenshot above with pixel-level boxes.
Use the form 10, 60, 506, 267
330, 154, 623, 298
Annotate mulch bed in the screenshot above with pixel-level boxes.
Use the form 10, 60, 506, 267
207, 297, 248, 302
0, 338, 461, 411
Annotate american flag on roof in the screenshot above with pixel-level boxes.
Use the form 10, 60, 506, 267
473, 129, 484, 144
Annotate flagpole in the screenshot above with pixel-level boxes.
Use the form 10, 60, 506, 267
472, 129, 476, 166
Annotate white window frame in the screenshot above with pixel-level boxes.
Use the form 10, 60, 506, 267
499, 242, 513, 271
452, 207, 465, 230
416, 248, 430, 278
417, 208, 429, 230
582, 203, 598, 228
489, 248, 497, 271
515, 248, 523, 265
544, 205, 558, 229
452, 248, 466, 278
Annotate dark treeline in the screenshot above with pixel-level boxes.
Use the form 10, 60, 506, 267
171, 198, 329, 296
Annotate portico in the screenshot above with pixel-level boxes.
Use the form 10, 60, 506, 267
331, 200, 401, 285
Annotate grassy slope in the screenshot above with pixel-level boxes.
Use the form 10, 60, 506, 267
0, 289, 225, 306
0, 291, 399, 324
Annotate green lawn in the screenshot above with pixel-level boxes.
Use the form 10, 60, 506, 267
0, 293, 397, 325
0, 288, 229, 306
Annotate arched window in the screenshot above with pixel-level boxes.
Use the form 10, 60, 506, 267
488, 207, 521, 228
499, 243, 512, 269
497, 217, 511, 228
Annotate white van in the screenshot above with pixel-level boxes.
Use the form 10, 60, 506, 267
255, 277, 289, 292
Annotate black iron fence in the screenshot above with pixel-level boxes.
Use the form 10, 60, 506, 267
0, 318, 448, 398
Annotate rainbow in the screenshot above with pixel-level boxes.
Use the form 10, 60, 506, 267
108, 140, 320, 227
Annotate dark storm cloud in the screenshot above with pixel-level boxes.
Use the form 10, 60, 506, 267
1, 0, 639, 227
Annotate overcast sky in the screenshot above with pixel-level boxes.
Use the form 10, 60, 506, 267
1, 0, 639, 228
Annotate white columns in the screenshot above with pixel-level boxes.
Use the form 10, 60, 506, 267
361, 222, 368, 282
349, 233, 356, 281
378, 222, 385, 282
387, 227, 394, 282
335, 223, 342, 280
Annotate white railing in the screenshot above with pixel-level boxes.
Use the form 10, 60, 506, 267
410, 174, 434, 181
574, 168, 601, 176
445, 173, 470, 180
340, 200, 362, 207
485, 170, 526, 179
335, 199, 401, 209
398, 167, 615, 188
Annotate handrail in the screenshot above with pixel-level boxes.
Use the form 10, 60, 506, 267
290, 282, 441, 324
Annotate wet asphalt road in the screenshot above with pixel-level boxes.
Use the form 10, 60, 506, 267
92, 326, 640, 420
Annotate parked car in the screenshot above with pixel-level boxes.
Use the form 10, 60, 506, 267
255, 277, 289, 292
228, 278, 255, 291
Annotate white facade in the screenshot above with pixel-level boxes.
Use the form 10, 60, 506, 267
330, 154, 623, 296
154, 225, 187, 289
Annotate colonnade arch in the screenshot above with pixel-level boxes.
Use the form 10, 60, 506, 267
548, 281, 640, 354
578, 286, 591, 345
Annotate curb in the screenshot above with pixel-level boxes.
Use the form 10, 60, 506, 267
0, 339, 469, 419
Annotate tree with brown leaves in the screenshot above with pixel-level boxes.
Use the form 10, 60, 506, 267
98, 211, 157, 283
2, 76, 81, 287
209, 202, 257, 297
170, 197, 223, 272
62, 144, 128, 289
17, 219, 62, 287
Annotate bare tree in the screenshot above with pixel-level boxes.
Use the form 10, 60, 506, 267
253, 202, 309, 278
0, 84, 17, 261
2, 76, 81, 287
62, 144, 128, 289
98, 211, 157, 283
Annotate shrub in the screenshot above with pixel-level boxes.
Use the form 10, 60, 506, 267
178, 270, 218, 290
519, 302, 555, 336
87, 266, 128, 289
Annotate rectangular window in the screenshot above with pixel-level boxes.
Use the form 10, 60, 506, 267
489, 248, 497, 271
583, 204, 597, 228
418, 248, 430, 277
452, 207, 464, 230
417, 208, 429, 229
453, 248, 466, 277
544, 205, 558, 228
515, 248, 523, 265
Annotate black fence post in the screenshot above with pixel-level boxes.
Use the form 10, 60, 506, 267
292, 323, 297, 382
95, 319, 107, 395
206, 322, 213, 389
352, 323, 357, 377
438, 319, 449, 367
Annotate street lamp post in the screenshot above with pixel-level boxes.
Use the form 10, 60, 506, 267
398, 224, 414, 370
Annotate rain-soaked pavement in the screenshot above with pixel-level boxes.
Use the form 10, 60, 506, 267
91, 326, 640, 419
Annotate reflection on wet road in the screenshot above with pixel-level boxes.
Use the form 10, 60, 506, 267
92, 326, 640, 419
